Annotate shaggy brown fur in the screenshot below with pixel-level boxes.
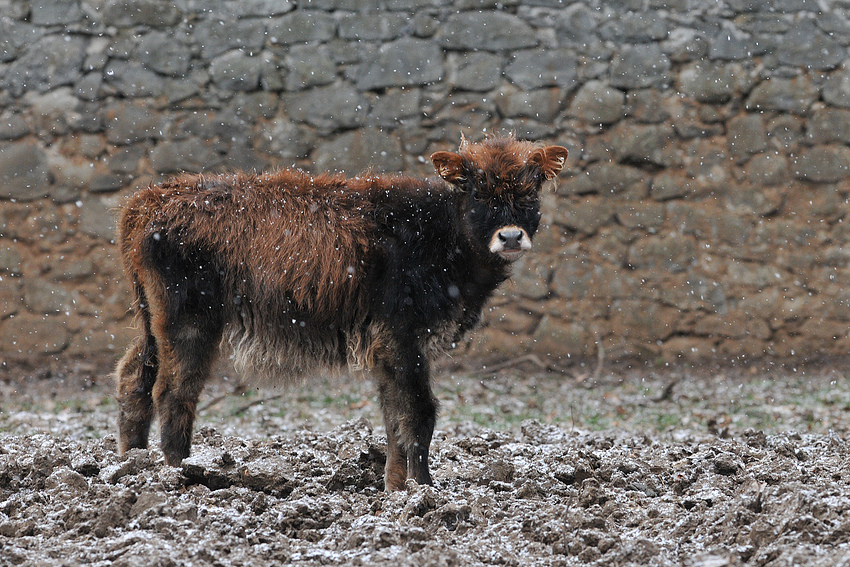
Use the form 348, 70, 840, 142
116, 134, 567, 490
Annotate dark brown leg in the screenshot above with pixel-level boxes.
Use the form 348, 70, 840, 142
116, 319, 158, 454
153, 323, 220, 467
383, 411, 409, 491
376, 344, 437, 490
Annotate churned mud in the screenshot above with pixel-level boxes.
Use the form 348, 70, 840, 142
2, 358, 850, 566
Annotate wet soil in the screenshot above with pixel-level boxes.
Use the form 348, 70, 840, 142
2, 358, 850, 566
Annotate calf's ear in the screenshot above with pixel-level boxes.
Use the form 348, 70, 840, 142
531, 146, 569, 180
430, 151, 465, 182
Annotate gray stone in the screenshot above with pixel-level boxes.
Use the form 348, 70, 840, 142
228, 92, 279, 121
104, 103, 162, 145
610, 44, 670, 89
0, 312, 71, 355
736, 13, 791, 33
0, 246, 22, 275
385, 0, 443, 9
817, 12, 850, 36
553, 197, 614, 234
715, 212, 753, 246
745, 76, 817, 114
1, 35, 86, 97
611, 299, 681, 342
628, 234, 697, 273
807, 108, 850, 145
727, 114, 767, 162
312, 128, 404, 174
615, 202, 665, 232
89, 173, 128, 193
610, 123, 674, 166
0, 19, 43, 63
560, 162, 647, 196
75, 135, 107, 160
0, 142, 50, 202
497, 119, 557, 142
267, 12, 336, 44
791, 147, 850, 183
103, 61, 166, 98
258, 51, 286, 92
84, 49, 108, 73
75, 73, 103, 101
209, 50, 264, 92
823, 64, 850, 109
193, 18, 267, 60
285, 45, 337, 91
48, 153, 95, 196
449, 52, 503, 92
284, 83, 368, 132
742, 153, 788, 187
324, 40, 364, 66
338, 13, 407, 41
300, 0, 381, 9
79, 197, 117, 240
776, 20, 845, 70
598, 11, 669, 43
766, 115, 804, 151
553, 4, 598, 49
495, 88, 562, 123
102, 0, 183, 27
532, 315, 590, 357
625, 89, 669, 124
437, 12, 538, 51
411, 12, 439, 38
136, 32, 191, 78
678, 62, 753, 104
31, 0, 83, 25
221, 0, 294, 16
505, 49, 578, 91
177, 111, 238, 141
24, 280, 73, 314
727, 0, 823, 12
708, 27, 761, 61
356, 38, 443, 91
162, 76, 204, 104
106, 30, 138, 60
453, 0, 520, 7
651, 173, 691, 201
149, 139, 221, 174
258, 117, 316, 161
24, 88, 80, 123
108, 146, 145, 175
509, 255, 551, 301
367, 89, 421, 128
219, 143, 266, 173
0, 113, 29, 140
569, 81, 625, 125
662, 29, 709, 62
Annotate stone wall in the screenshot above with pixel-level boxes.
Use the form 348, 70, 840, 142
2, 0, 850, 365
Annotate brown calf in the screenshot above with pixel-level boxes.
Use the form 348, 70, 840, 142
115, 134, 567, 490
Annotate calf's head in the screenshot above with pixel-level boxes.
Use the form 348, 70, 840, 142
431, 136, 568, 261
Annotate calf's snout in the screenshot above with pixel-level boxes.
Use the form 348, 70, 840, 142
489, 225, 531, 260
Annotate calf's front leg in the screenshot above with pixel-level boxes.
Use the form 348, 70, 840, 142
376, 345, 438, 491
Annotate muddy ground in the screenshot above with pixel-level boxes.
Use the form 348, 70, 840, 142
2, 357, 850, 566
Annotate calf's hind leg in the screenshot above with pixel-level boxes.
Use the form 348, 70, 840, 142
116, 331, 158, 453
153, 313, 222, 466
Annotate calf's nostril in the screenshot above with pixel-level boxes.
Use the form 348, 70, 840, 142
498, 229, 523, 249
